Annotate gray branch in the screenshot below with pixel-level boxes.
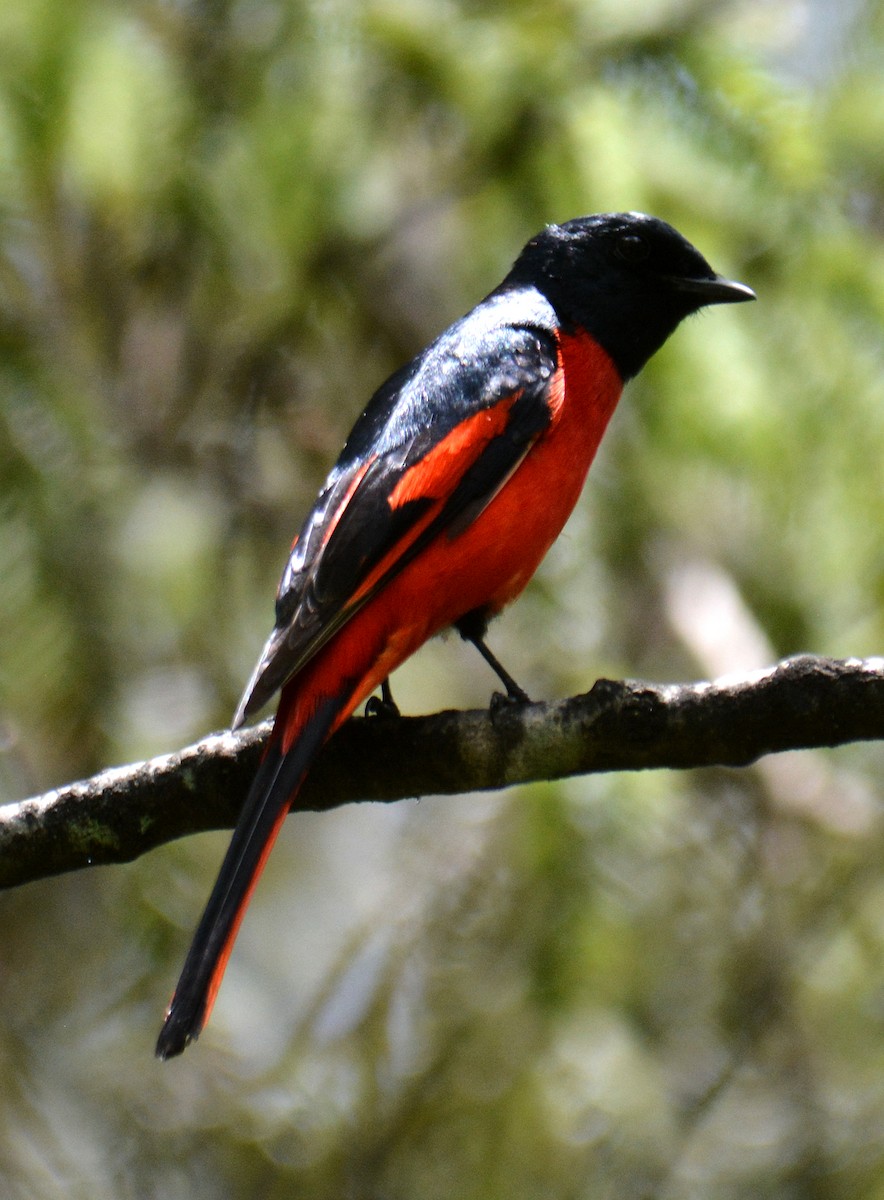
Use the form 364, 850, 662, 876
2, 654, 882, 890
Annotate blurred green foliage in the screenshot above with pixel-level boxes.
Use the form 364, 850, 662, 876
1, 0, 883, 1196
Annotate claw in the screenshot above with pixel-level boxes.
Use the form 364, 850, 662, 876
489, 688, 530, 717
365, 679, 400, 720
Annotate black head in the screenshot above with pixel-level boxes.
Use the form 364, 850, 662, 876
503, 212, 754, 380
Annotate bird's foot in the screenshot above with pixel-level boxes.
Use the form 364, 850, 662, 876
489, 687, 531, 717
365, 679, 400, 720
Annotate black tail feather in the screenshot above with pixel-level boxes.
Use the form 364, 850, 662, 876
156, 694, 342, 1059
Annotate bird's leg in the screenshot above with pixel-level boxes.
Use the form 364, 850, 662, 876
455, 611, 531, 706
469, 635, 532, 707
365, 677, 400, 719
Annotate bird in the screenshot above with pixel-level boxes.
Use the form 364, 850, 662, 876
156, 211, 754, 1058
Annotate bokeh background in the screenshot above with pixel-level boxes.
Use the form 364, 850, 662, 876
2, 0, 883, 1196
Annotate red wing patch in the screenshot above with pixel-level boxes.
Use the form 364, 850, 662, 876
343, 391, 525, 608
320, 456, 375, 549
389, 392, 520, 507
346, 497, 445, 608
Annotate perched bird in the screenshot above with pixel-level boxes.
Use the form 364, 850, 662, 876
156, 212, 754, 1058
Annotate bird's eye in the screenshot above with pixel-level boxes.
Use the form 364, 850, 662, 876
615, 234, 650, 263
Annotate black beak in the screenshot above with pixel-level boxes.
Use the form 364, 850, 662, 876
670, 274, 756, 305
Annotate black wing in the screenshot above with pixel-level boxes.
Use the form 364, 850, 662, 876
233, 287, 560, 726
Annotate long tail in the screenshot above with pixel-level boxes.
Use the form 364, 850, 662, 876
155, 691, 344, 1060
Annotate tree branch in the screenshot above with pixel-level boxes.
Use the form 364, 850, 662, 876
2, 654, 882, 890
